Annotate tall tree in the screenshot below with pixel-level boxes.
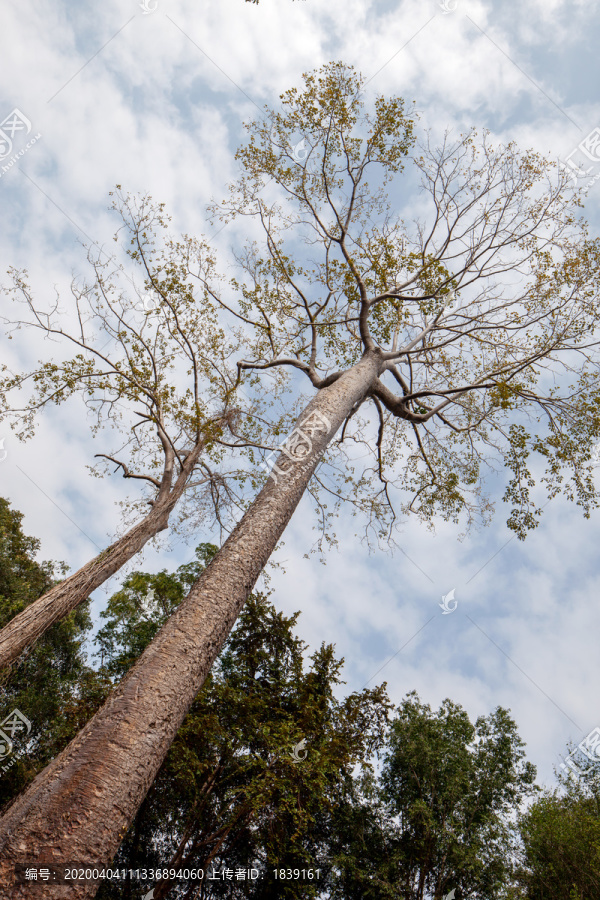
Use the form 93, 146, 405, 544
0, 196, 255, 672
0, 497, 107, 812
515, 766, 600, 898
2, 61, 600, 895
325, 692, 536, 900
0, 519, 390, 900
92, 574, 389, 899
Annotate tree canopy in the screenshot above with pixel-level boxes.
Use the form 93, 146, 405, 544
206, 62, 600, 542
326, 692, 537, 900
0, 497, 104, 812
2, 62, 600, 892
95, 576, 390, 899
4, 495, 598, 899
515, 766, 600, 899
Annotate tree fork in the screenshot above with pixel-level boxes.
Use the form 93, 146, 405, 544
0, 453, 195, 674
0, 351, 382, 898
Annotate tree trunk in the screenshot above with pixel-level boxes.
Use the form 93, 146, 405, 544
0, 350, 382, 898
0, 466, 188, 673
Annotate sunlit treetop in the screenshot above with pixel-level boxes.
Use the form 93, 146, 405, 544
4, 61, 600, 548
205, 61, 600, 542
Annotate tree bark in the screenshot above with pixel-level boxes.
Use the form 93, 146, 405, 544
0, 350, 382, 898
0, 450, 197, 674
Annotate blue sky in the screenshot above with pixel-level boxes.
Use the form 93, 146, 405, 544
1, 0, 600, 791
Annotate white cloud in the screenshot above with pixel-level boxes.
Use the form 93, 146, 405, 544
1, 0, 599, 794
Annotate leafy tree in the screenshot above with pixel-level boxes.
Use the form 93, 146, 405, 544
515, 767, 600, 899
0, 497, 57, 623
3, 61, 600, 891
0, 507, 390, 899
0, 515, 390, 899
0, 497, 108, 812
0, 498, 541, 900
0, 205, 252, 671
326, 692, 536, 900
92, 578, 390, 899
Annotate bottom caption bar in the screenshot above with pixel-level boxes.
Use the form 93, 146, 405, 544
15, 865, 263, 885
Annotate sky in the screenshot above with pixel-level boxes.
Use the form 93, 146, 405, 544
1, 0, 600, 795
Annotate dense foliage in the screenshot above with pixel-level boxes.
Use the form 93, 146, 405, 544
0, 497, 107, 810
1, 497, 598, 898
515, 768, 600, 899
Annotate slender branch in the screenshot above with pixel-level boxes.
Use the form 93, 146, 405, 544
94, 453, 162, 488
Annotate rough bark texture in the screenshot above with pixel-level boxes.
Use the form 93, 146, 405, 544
0, 448, 199, 674
0, 350, 382, 898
